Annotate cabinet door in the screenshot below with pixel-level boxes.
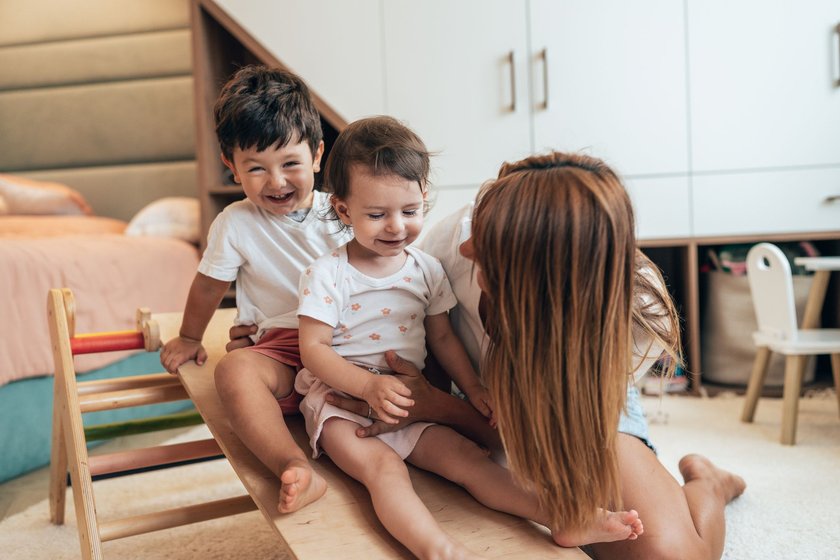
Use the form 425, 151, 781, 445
688, 0, 840, 172
383, 0, 532, 188
624, 175, 692, 240
693, 168, 840, 237
529, 0, 689, 177
213, 0, 384, 121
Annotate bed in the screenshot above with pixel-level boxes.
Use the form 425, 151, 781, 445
0, 177, 200, 482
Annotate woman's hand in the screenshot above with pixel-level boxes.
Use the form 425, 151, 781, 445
360, 372, 413, 425
227, 324, 256, 352
327, 350, 433, 436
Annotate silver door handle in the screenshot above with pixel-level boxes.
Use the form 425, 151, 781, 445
507, 50, 516, 112
539, 48, 548, 110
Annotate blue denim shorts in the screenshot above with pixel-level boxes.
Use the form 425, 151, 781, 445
618, 385, 656, 454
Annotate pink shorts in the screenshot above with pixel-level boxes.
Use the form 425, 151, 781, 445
246, 327, 304, 416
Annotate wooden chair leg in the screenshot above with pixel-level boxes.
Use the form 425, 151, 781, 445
48, 396, 68, 525
830, 354, 840, 418
742, 346, 772, 423
781, 354, 804, 445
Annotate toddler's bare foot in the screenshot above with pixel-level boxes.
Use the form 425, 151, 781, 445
552, 509, 643, 548
278, 459, 327, 514
679, 454, 745, 503
427, 539, 484, 560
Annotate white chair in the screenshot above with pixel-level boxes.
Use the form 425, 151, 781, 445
740, 243, 840, 444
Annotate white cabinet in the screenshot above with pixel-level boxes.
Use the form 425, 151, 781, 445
212, 0, 384, 121
624, 176, 692, 240
688, 0, 840, 172
692, 168, 840, 237
530, 0, 689, 177
382, 0, 532, 189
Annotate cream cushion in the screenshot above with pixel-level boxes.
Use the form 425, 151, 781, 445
0, 174, 92, 215
125, 196, 200, 244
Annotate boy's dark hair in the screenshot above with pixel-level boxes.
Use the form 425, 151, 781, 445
324, 116, 431, 223
214, 65, 323, 161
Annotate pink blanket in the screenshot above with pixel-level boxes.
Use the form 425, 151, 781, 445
0, 234, 198, 386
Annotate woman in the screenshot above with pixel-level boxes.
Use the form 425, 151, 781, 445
233, 151, 746, 558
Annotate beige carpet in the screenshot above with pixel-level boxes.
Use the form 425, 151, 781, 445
0, 392, 838, 559
645, 389, 840, 560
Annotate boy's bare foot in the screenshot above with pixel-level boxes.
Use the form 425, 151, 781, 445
679, 454, 746, 503
278, 459, 327, 513
551, 508, 643, 548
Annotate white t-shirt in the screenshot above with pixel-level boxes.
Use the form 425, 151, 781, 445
297, 244, 457, 372
198, 191, 352, 339
420, 204, 666, 381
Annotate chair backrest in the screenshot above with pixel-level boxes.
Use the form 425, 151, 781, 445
746, 243, 798, 340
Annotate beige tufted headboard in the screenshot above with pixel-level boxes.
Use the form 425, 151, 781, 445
0, 0, 197, 221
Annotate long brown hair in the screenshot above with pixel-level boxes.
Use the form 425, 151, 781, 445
471, 152, 639, 531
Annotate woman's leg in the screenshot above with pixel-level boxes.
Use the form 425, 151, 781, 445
319, 418, 480, 560
214, 349, 326, 513
407, 425, 642, 547
588, 434, 745, 560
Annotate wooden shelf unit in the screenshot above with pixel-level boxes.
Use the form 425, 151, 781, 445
641, 233, 840, 393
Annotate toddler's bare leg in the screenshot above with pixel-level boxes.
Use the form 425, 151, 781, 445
407, 426, 642, 547
319, 418, 481, 560
215, 349, 325, 513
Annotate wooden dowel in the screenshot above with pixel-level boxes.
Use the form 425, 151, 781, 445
84, 410, 204, 441
89, 439, 222, 477
70, 331, 145, 355
78, 384, 189, 413
77, 373, 180, 395
98, 495, 256, 542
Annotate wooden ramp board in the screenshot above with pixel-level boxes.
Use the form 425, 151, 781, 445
155, 310, 586, 559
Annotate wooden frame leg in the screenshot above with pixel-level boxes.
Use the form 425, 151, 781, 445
48, 394, 68, 525
781, 355, 804, 445
742, 346, 772, 423
830, 354, 840, 418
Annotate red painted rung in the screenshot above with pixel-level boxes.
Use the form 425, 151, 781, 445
70, 331, 146, 355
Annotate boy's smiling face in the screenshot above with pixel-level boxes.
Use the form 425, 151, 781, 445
223, 139, 324, 216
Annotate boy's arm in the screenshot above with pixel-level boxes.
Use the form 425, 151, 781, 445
298, 315, 414, 423
160, 272, 230, 373
424, 313, 494, 420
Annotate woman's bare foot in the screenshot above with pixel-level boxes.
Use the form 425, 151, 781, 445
678, 454, 746, 503
278, 459, 327, 513
551, 508, 643, 548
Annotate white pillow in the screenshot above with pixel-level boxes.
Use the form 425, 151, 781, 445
125, 197, 200, 244
0, 174, 92, 215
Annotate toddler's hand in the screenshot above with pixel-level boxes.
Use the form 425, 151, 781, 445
467, 386, 496, 428
361, 374, 414, 425
160, 336, 207, 374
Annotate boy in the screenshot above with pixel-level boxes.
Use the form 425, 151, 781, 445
161, 65, 351, 513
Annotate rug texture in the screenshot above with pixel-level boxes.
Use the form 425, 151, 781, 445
0, 392, 837, 559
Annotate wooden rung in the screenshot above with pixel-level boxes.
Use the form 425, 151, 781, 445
77, 373, 180, 396
70, 331, 146, 355
89, 439, 222, 477
85, 410, 204, 441
98, 495, 256, 542
79, 384, 189, 413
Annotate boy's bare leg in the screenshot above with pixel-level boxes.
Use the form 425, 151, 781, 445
319, 418, 481, 560
215, 349, 326, 513
407, 426, 643, 548
588, 435, 745, 560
